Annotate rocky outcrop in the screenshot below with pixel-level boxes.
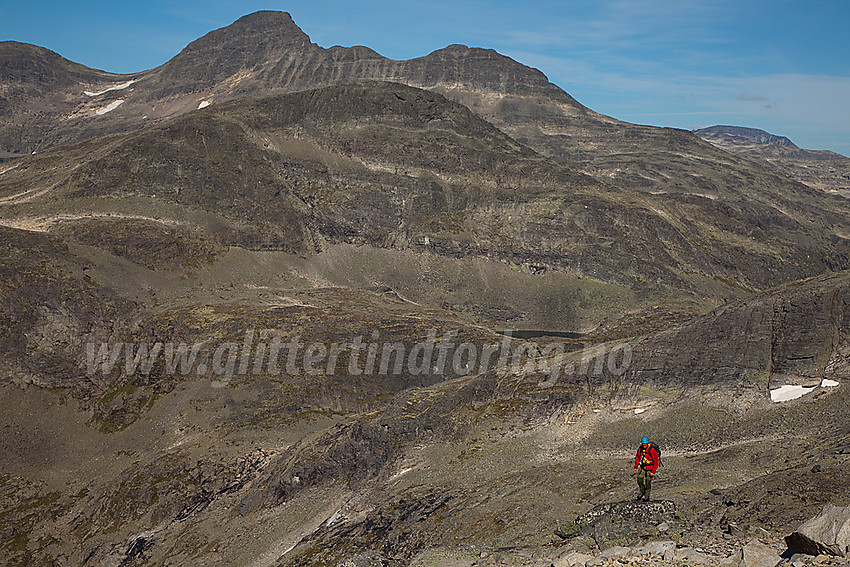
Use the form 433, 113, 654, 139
786, 503, 850, 557
549, 539, 789, 567
0, 226, 129, 395
555, 500, 681, 550
335, 551, 388, 567
554, 550, 597, 567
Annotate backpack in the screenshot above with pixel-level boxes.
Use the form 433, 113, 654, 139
649, 441, 663, 468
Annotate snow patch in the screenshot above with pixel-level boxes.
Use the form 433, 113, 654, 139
95, 99, 124, 115
634, 408, 646, 414
392, 466, 415, 479
198, 100, 211, 109
0, 163, 20, 176
84, 80, 135, 96
821, 378, 840, 388
770, 384, 816, 403
324, 508, 345, 527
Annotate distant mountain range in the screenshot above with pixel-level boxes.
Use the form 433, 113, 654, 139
694, 125, 850, 195
694, 125, 798, 148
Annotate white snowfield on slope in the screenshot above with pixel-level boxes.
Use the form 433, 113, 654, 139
95, 99, 124, 115
770, 379, 839, 403
84, 80, 136, 97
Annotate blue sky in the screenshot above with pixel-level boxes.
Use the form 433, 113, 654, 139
3, 0, 849, 155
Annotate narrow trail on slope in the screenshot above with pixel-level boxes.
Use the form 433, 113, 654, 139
0, 180, 62, 205
0, 213, 185, 232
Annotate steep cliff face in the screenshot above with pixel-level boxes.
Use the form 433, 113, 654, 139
555, 270, 850, 406
0, 226, 128, 393
143, 11, 313, 98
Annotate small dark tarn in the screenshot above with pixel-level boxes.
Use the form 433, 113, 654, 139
496, 329, 585, 340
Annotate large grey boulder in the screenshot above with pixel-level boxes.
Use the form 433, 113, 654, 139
598, 546, 631, 560
673, 547, 713, 565
633, 540, 676, 560
552, 550, 595, 567
736, 541, 781, 567
785, 503, 850, 557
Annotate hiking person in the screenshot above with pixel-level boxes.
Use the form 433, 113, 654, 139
632, 436, 659, 501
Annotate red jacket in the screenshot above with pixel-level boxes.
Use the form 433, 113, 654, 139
634, 444, 659, 474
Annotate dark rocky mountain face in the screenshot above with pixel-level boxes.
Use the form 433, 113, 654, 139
146, 11, 313, 98
0, 41, 127, 159
2, 11, 850, 567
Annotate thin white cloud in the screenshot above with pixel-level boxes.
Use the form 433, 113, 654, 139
500, 0, 738, 53
737, 93, 769, 102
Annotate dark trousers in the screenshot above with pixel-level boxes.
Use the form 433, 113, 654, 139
637, 468, 652, 499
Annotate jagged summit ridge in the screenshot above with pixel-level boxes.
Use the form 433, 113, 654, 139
149, 10, 565, 98
0, 10, 587, 155
226, 10, 308, 36
172, 10, 311, 57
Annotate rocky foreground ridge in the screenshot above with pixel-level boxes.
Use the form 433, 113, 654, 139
325, 501, 850, 566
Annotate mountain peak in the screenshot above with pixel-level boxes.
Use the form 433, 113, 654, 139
224, 10, 308, 39
149, 10, 312, 93
178, 10, 311, 54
